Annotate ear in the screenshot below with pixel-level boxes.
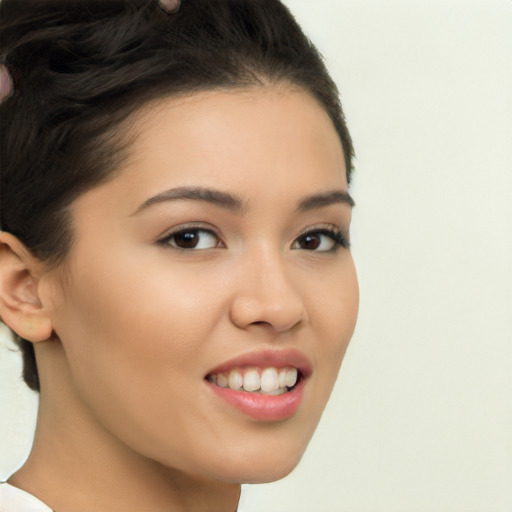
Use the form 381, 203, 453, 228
0, 231, 54, 343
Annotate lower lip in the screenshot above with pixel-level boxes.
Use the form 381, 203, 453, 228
206, 378, 306, 422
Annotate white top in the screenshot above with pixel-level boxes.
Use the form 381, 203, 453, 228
0, 482, 53, 512
0, 481, 249, 511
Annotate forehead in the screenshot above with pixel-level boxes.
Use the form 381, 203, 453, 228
73, 86, 348, 220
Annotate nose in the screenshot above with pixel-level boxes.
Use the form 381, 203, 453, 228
229, 247, 306, 333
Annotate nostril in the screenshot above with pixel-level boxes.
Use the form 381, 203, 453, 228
230, 292, 305, 333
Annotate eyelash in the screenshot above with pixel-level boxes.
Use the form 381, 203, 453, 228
156, 225, 350, 253
293, 228, 351, 252
156, 225, 223, 252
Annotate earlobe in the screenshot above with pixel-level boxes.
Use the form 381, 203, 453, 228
0, 232, 54, 343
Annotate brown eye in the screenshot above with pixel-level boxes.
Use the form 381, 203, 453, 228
162, 229, 220, 250
174, 231, 200, 248
292, 229, 346, 252
298, 234, 322, 250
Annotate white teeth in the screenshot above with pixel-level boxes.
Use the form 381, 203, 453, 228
209, 366, 300, 394
243, 369, 260, 392
260, 368, 279, 393
228, 369, 243, 390
216, 373, 228, 388
267, 387, 287, 396
285, 368, 298, 388
278, 369, 287, 388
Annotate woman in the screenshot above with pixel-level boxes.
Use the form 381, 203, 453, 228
0, 0, 358, 510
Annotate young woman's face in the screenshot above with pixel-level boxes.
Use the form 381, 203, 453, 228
45, 87, 358, 483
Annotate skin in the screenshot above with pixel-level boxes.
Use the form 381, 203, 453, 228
1, 87, 358, 511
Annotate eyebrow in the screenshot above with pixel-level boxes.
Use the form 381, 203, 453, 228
132, 186, 354, 216
132, 186, 245, 215
297, 190, 355, 211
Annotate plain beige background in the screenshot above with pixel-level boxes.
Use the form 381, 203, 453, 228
1, 1, 511, 510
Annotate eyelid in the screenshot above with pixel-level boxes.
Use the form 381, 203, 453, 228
293, 223, 351, 251
156, 222, 224, 248
154, 222, 350, 251
156, 221, 219, 238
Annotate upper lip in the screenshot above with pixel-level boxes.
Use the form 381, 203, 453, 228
205, 348, 313, 378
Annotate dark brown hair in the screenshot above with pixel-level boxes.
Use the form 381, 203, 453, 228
0, 0, 354, 391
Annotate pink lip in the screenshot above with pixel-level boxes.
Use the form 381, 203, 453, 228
205, 348, 313, 377
205, 348, 312, 422
206, 378, 306, 421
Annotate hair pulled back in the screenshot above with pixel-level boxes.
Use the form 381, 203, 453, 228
0, 0, 354, 391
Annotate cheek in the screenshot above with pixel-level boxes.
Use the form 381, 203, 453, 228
60, 252, 221, 351
53, 256, 225, 414
312, 256, 358, 347
307, 256, 359, 392
51, 260, 235, 468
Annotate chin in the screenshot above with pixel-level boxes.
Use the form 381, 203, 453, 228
206, 442, 309, 485
238, 462, 301, 485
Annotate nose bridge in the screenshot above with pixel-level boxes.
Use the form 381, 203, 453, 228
230, 241, 306, 332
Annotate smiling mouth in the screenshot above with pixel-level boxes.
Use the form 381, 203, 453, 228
206, 366, 301, 395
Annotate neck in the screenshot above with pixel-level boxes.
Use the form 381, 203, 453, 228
10, 342, 241, 512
